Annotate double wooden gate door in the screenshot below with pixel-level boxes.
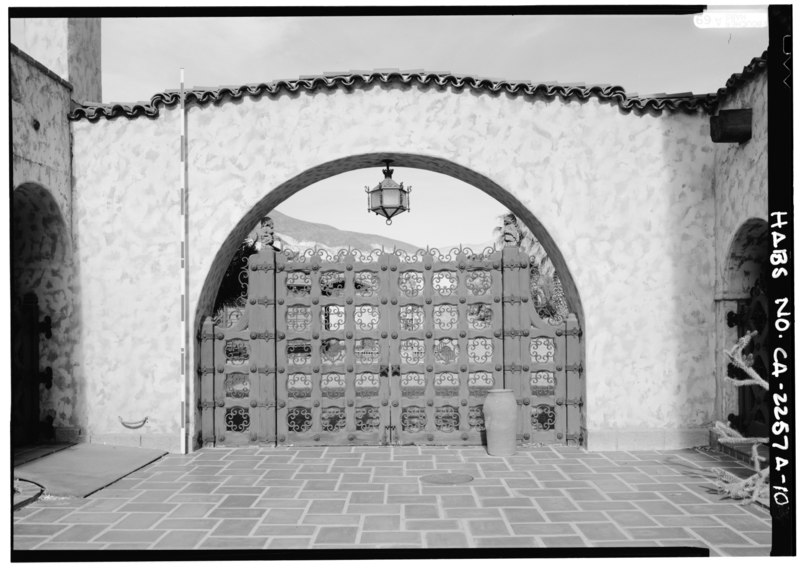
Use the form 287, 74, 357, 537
200, 246, 583, 447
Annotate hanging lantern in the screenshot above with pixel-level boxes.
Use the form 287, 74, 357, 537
365, 160, 411, 225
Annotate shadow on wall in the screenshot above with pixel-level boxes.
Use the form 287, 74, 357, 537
12, 182, 83, 445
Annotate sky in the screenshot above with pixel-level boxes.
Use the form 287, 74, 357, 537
94, 10, 767, 248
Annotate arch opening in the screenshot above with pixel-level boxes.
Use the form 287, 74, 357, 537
191, 153, 585, 450
11, 183, 75, 446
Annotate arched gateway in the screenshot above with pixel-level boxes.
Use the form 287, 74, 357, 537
192, 154, 586, 449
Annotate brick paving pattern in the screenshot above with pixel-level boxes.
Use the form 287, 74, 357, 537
12, 445, 771, 555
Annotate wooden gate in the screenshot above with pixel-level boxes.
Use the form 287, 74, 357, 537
200, 245, 583, 447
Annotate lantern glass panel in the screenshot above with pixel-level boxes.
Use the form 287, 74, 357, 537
369, 191, 381, 210
382, 187, 401, 207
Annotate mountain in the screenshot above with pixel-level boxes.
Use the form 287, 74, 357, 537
268, 210, 421, 253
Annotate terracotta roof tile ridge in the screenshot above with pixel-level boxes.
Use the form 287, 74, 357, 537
70, 58, 768, 122
714, 49, 768, 103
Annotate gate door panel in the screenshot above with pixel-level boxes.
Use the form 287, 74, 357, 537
502, 247, 567, 445
209, 248, 277, 447
393, 248, 504, 445
276, 250, 390, 445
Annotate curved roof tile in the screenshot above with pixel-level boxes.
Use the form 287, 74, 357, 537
68, 52, 767, 122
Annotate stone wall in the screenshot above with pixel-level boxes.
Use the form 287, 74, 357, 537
11, 48, 81, 440
712, 71, 769, 420
71, 108, 182, 452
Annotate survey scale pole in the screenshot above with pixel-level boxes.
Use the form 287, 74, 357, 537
180, 68, 189, 454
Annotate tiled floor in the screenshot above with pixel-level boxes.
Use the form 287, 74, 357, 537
12, 445, 772, 555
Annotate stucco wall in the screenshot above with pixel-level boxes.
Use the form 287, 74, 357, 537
71, 108, 182, 452
10, 17, 101, 104
70, 81, 728, 451
11, 49, 81, 439
67, 18, 102, 103
712, 71, 769, 419
10, 19, 69, 80
11, 48, 73, 220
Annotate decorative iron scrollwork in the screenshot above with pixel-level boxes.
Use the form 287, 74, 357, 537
287, 406, 312, 432
354, 271, 379, 297
287, 373, 312, 398
287, 305, 312, 331
435, 405, 460, 432
321, 406, 346, 432
531, 404, 556, 431
468, 371, 494, 396
530, 371, 556, 397
321, 305, 346, 331
434, 338, 459, 364
468, 405, 486, 431
465, 270, 491, 296
354, 305, 380, 330
467, 337, 493, 363
355, 405, 381, 432
355, 372, 380, 396
432, 271, 458, 296
401, 406, 427, 433
225, 339, 249, 365
321, 373, 346, 398
400, 305, 424, 331
530, 337, 555, 363
320, 271, 345, 297
400, 372, 426, 397
354, 338, 379, 364
226, 406, 250, 432
225, 373, 249, 399
287, 339, 312, 365
467, 304, 492, 329
398, 271, 424, 297
400, 339, 425, 365
434, 372, 460, 396
433, 305, 458, 330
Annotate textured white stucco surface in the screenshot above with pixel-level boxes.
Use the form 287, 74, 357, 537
72, 109, 182, 451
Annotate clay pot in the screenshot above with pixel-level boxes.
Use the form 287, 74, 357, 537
483, 389, 517, 456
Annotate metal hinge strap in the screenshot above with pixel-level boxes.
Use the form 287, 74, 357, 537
561, 327, 583, 337
565, 363, 584, 374
250, 263, 275, 272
